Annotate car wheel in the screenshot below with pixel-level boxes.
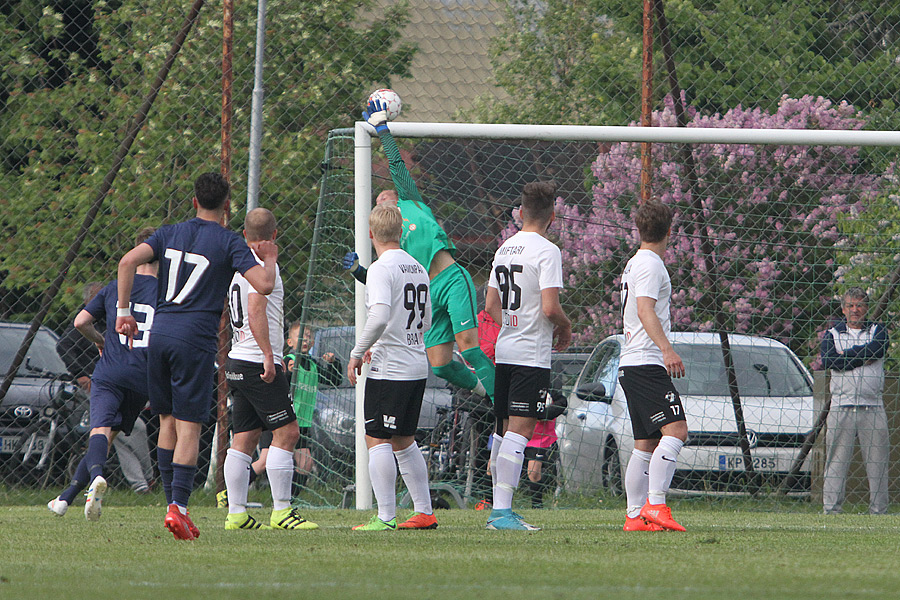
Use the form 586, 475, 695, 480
601, 439, 623, 497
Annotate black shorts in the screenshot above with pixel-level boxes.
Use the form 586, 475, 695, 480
618, 365, 686, 440
364, 378, 426, 439
226, 358, 296, 434
494, 363, 552, 421
524, 442, 558, 463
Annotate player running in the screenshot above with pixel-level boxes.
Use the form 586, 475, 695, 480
484, 181, 571, 531
116, 172, 277, 541
618, 201, 688, 532
47, 227, 158, 521
344, 98, 496, 404
348, 204, 437, 531
222, 208, 317, 531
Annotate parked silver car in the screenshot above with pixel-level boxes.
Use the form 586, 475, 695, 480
557, 332, 816, 495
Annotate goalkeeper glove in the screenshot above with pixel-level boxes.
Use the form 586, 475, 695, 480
342, 251, 368, 283
362, 99, 390, 133
342, 251, 359, 271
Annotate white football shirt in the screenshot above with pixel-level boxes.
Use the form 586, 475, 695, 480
228, 253, 284, 364
365, 248, 431, 380
489, 231, 563, 368
619, 248, 671, 368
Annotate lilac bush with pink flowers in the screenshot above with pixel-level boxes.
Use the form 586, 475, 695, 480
506, 95, 889, 359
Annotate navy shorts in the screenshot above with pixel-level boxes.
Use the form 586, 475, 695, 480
618, 365, 686, 440
89, 378, 148, 435
147, 334, 215, 423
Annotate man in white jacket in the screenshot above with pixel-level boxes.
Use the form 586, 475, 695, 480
820, 287, 890, 515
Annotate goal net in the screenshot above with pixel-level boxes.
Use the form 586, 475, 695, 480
305, 102, 900, 512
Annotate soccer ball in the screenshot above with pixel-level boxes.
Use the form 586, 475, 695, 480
367, 88, 402, 121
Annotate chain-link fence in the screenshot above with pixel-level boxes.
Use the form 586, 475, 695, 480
2, 1, 900, 514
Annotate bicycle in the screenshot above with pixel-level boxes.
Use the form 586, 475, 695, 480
421, 388, 493, 507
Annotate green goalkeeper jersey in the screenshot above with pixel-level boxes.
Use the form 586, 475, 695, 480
379, 130, 455, 271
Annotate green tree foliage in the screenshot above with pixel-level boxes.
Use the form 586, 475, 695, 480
476, 0, 900, 125
0, 0, 414, 327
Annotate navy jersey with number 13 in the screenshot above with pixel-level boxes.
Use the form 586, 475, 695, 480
144, 218, 260, 351
84, 274, 157, 395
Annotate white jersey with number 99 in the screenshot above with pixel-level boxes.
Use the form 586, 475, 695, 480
365, 249, 431, 380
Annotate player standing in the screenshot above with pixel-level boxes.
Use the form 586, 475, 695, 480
223, 208, 317, 531
348, 204, 437, 531
47, 227, 158, 520
345, 99, 496, 404
618, 201, 688, 532
484, 181, 571, 531
116, 173, 277, 541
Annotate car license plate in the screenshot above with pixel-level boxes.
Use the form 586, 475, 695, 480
718, 454, 780, 471
0, 435, 47, 454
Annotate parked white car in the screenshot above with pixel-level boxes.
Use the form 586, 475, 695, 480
557, 332, 816, 495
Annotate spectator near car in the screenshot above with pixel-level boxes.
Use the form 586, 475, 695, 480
820, 287, 890, 515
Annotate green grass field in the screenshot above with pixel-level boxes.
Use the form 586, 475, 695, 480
2, 492, 899, 600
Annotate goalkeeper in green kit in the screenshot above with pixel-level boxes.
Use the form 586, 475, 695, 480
343, 98, 495, 404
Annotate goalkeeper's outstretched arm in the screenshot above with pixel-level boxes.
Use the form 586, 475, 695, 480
363, 99, 426, 206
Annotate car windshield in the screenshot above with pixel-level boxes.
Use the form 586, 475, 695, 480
0, 326, 68, 377
672, 343, 812, 397
551, 354, 589, 396
312, 326, 447, 389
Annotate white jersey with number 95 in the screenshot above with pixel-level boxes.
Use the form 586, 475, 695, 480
489, 231, 563, 369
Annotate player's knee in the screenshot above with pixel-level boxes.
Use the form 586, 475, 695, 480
273, 422, 300, 449
455, 328, 479, 350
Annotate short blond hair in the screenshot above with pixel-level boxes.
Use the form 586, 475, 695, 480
244, 207, 276, 241
369, 204, 402, 243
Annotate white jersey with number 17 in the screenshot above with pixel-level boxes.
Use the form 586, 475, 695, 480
489, 231, 563, 369
619, 248, 671, 368
365, 248, 431, 381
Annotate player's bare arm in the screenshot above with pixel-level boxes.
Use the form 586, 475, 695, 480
485, 286, 502, 326
115, 242, 154, 345
247, 291, 275, 383
541, 287, 572, 351
635, 295, 685, 378
73, 309, 104, 351
245, 239, 278, 295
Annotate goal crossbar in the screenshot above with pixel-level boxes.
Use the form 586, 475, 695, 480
361, 121, 900, 147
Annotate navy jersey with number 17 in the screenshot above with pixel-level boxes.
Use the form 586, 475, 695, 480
144, 218, 260, 351
84, 274, 157, 394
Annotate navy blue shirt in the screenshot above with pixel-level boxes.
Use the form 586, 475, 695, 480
85, 274, 158, 393
145, 218, 260, 350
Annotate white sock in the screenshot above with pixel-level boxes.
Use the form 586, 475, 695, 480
266, 445, 294, 512
394, 443, 433, 515
489, 433, 503, 494
368, 443, 397, 522
493, 431, 528, 511
648, 436, 684, 506
625, 449, 653, 518
224, 448, 252, 515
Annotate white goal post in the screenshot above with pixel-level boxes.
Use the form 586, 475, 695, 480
351, 121, 900, 509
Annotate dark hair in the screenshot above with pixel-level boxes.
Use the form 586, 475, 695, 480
521, 181, 556, 223
135, 226, 156, 246
193, 172, 230, 210
634, 201, 672, 243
